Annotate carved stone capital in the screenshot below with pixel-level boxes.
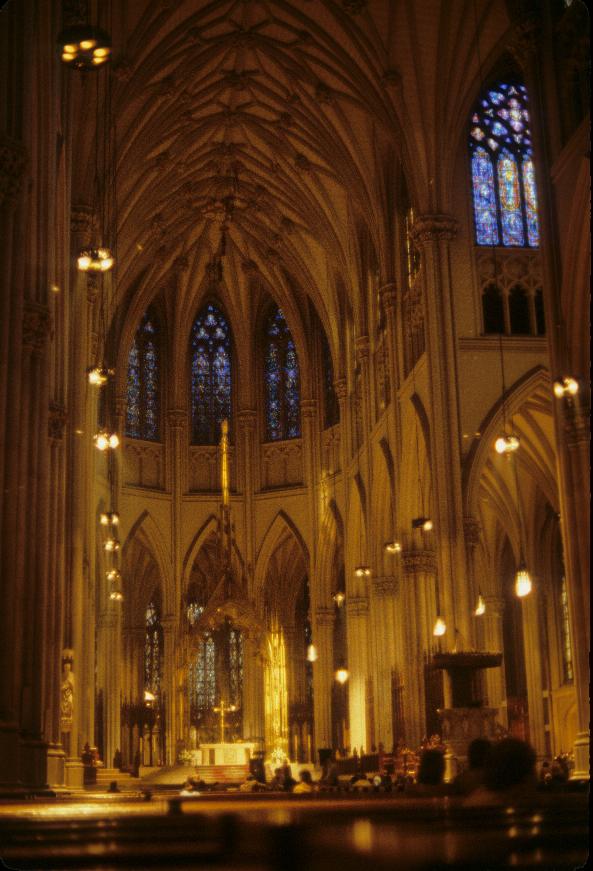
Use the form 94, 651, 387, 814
463, 517, 482, 549
379, 284, 398, 310
354, 335, 370, 361
48, 402, 67, 441
22, 302, 51, 353
166, 408, 187, 429
410, 214, 458, 244
401, 550, 437, 576
347, 595, 369, 616
315, 607, 335, 627
70, 204, 95, 245
334, 378, 347, 401
237, 408, 257, 429
300, 398, 317, 419
562, 398, 590, 448
0, 135, 27, 209
372, 576, 398, 597
86, 272, 101, 302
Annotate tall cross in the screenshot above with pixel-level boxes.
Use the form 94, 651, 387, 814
213, 699, 237, 744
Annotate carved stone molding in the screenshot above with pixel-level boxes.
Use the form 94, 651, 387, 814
463, 517, 482, 549
401, 550, 437, 576
22, 302, 51, 353
347, 595, 369, 616
70, 204, 94, 244
48, 402, 68, 441
379, 284, 398, 311
166, 408, 187, 429
410, 214, 458, 244
315, 607, 335, 627
372, 576, 398, 598
86, 272, 101, 303
237, 409, 257, 429
354, 335, 370, 361
0, 135, 27, 209
334, 378, 347, 401
563, 398, 590, 449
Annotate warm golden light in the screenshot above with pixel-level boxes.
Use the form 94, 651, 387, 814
106, 569, 121, 582
77, 247, 114, 272
515, 565, 532, 598
94, 430, 119, 451
87, 366, 113, 386
58, 25, 111, 70
109, 589, 123, 602
333, 591, 345, 606
553, 376, 579, 398
474, 593, 486, 616
99, 511, 119, 526
93, 47, 110, 58
384, 540, 402, 554
354, 565, 371, 578
422, 519, 433, 532
335, 665, 349, 684
433, 616, 447, 636
144, 689, 156, 703
495, 434, 520, 454
79, 39, 97, 50
104, 538, 120, 552
306, 643, 318, 663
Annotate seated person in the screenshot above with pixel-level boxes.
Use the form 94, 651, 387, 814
268, 768, 285, 790
239, 773, 259, 792
464, 738, 538, 806
453, 738, 491, 796
293, 769, 314, 794
405, 749, 447, 797
350, 771, 372, 790
280, 762, 297, 792
179, 778, 196, 796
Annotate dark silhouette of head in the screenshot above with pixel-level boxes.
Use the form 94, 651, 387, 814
299, 770, 313, 785
418, 749, 445, 785
484, 738, 536, 791
467, 738, 492, 770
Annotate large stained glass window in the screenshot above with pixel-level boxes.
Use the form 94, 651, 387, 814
126, 310, 161, 440
190, 304, 232, 445
470, 82, 539, 248
264, 306, 301, 440
144, 602, 162, 696
187, 604, 217, 714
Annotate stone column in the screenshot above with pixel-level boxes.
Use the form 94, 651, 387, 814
400, 549, 437, 747
242, 637, 264, 746
312, 607, 334, 752
510, 15, 590, 777
346, 595, 370, 753
521, 587, 547, 757
380, 284, 403, 461
369, 576, 398, 750
161, 616, 176, 765
237, 410, 257, 585
410, 216, 471, 648
482, 596, 506, 723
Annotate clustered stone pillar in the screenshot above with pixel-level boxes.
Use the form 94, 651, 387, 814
312, 607, 334, 752
369, 575, 399, 751
482, 596, 506, 722
346, 595, 370, 753
400, 549, 437, 747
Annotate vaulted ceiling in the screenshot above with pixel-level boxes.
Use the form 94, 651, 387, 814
70, 1, 514, 345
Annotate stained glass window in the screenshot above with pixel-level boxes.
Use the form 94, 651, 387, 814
187, 604, 217, 714
144, 602, 162, 695
321, 332, 339, 429
190, 304, 232, 445
264, 306, 301, 440
470, 82, 539, 248
126, 310, 161, 441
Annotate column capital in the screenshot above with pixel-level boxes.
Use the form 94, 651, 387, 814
300, 398, 318, 419
70, 204, 95, 245
334, 378, 347, 401
401, 549, 437, 576
315, 607, 335, 627
354, 335, 370, 360
346, 595, 369, 616
22, 301, 51, 354
410, 214, 458, 244
379, 284, 398, 310
0, 134, 27, 209
463, 516, 482, 548
86, 272, 101, 303
237, 408, 257, 428
166, 408, 187, 429
372, 575, 398, 597
562, 397, 590, 448
48, 402, 68, 441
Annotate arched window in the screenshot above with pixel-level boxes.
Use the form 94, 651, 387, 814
321, 332, 339, 429
470, 82, 539, 248
187, 604, 217, 715
534, 288, 546, 335
190, 303, 232, 445
482, 283, 505, 334
126, 310, 161, 441
144, 602, 162, 696
263, 306, 301, 440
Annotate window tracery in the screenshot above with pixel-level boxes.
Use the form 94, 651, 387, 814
190, 303, 232, 445
264, 306, 301, 441
470, 83, 539, 248
144, 602, 162, 696
126, 310, 161, 441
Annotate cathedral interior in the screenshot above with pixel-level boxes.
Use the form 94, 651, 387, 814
0, 0, 589, 867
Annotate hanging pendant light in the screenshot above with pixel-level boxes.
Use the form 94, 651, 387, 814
87, 365, 114, 386
104, 537, 120, 553
99, 511, 120, 526
58, 25, 112, 70
94, 430, 119, 450
474, 592, 486, 616
515, 563, 532, 597
553, 376, 579, 398
494, 434, 520, 454
335, 662, 349, 684
77, 247, 114, 272
353, 565, 371, 578
109, 588, 124, 602
306, 643, 318, 663
106, 569, 121, 582
384, 540, 402, 554
332, 591, 346, 607
412, 516, 433, 532
433, 616, 447, 637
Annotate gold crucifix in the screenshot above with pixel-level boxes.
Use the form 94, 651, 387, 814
213, 699, 237, 744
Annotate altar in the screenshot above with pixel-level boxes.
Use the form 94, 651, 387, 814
194, 742, 256, 784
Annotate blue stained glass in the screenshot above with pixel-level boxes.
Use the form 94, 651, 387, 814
190, 304, 232, 445
472, 147, 499, 245
126, 310, 161, 441
264, 306, 301, 441
522, 158, 539, 247
469, 81, 539, 248
498, 152, 524, 246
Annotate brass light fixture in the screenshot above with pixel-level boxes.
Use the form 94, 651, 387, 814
58, 24, 112, 70
553, 376, 579, 398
